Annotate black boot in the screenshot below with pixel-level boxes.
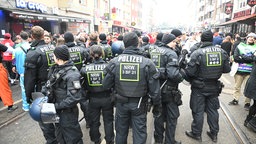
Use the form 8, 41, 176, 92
207, 131, 217, 143
248, 117, 256, 132
185, 131, 202, 141
244, 115, 253, 127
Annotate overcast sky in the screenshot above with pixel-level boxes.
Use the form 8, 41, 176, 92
156, 0, 193, 26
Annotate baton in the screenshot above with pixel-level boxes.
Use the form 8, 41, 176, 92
160, 80, 167, 90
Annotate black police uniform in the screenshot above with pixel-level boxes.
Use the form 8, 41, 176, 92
47, 61, 83, 144
100, 40, 113, 61
150, 38, 183, 144
65, 42, 89, 71
80, 58, 114, 144
65, 41, 90, 125
24, 40, 57, 144
244, 62, 256, 130
103, 46, 161, 144
185, 41, 230, 141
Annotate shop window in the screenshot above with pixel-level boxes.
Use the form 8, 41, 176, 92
79, 0, 87, 5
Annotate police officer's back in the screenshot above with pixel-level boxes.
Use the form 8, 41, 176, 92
184, 30, 231, 142
99, 33, 113, 61
103, 32, 161, 144
64, 32, 89, 70
25, 26, 56, 103
24, 26, 57, 144
80, 45, 114, 144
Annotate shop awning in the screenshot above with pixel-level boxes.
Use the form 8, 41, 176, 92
219, 14, 256, 26
9, 10, 91, 24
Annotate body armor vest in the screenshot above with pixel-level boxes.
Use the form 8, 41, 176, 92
25, 44, 55, 82
114, 54, 148, 98
68, 46, 87, 70
85, 63, 108, 93
150, 46, 172, 80
197, 46, 225, 79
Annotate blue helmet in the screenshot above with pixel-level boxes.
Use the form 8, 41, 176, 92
29, 97, 48, 122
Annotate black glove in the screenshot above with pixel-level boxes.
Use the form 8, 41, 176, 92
152, 104, 162, 118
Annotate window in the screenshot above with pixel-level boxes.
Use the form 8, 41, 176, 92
79, 0, 87, 5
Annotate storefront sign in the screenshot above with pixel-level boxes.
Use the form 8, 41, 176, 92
113, 20, 121, 25
225, 2, 233, 14
234, 9, 251, 19
16, 0, 47, 13
247, 0, 256, 7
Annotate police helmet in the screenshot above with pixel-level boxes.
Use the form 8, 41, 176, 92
29, 97, 48, 122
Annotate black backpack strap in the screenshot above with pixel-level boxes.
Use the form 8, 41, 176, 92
20, 46, 27, 54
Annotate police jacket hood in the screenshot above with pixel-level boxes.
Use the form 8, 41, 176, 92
89, 41, 98, 47
123, 46, 143, 55
53, 60, 74, 70
92, 58, 105, 64
30, 40, 46, 47
200, 42, 213, 48
100, 40, 108, 45
65, 42, 76, 47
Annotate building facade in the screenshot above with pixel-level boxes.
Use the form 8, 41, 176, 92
195, 0, 256, 34
0, 0, 93, 37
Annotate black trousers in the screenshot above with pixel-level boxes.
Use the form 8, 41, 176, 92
190, 88, 220, 136
154, 100, 180, 144
38, 122, 57, 144
88, 96, 114, 143
115, 101, 147, 144
55, 106, 83, 144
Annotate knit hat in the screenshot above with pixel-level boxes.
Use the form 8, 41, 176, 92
171, 29, 182, 37
201, 30, 213, 42
54, 45, 70, 61
156, 32, 164, 41
64, 32, 74, 43
142, 36, 149, 43
99, 33, 107, 41
133, 30, 142, 37
123, 32, 139, 48
4, 33, 11, 39
161, 33, 176, 44
247, 32, 256, 39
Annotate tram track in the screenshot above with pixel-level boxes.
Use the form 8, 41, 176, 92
220, 101, 251, 144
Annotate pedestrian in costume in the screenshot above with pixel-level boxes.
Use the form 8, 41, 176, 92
0, 43, 18, 112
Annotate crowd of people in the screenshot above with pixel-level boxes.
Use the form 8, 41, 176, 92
0, 25, 256, 144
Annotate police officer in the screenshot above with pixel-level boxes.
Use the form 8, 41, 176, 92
63, 31, 90, 128
99, 33, 113, 61
151, 33, 183, 144
184, 30, 231, 142
24, 26, 57, 144
63, 32, 89, 70
80, 45, 114, 144
103, 32, 161, 144
45, 45, 83, 144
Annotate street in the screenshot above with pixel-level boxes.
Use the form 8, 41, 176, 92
0, 74, 256, 144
